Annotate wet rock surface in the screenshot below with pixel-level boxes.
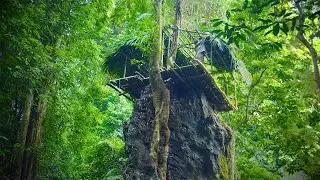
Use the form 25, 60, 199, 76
123, 86, 232, 180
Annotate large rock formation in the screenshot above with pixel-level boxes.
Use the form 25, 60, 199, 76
123, 85, 232, 179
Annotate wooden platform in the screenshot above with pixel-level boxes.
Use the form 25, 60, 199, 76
108, 64, 234, 112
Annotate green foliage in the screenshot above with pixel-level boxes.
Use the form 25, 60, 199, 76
0, 0, 133, 178
227, 40, 320, 178
40, 86, 132, 178
37, 0, 134, 173
106, 0, 154, 55
33, 0, 138, 178
1, 0, 320, 179
237, 154, 280, 180
203, 0, 320, 178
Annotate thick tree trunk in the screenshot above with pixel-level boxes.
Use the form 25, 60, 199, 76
20, 92, 47, 180
18, 76, 50, 180
149, 0, 171, 179
21, 95, 47, 180
13, 89, 33, 180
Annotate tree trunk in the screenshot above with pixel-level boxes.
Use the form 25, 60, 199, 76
167, 0, 181, 68
20, 77, 50, 180
13, 89, 33, 180
21, 94, 47, 180
229, 134, 236, 180
296, 33, 320, 95
294, 0, 320, 96
149, 0, 171, 179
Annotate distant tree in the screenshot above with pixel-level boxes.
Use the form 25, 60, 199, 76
211, 0, 320, 95
202, 0, 320, 178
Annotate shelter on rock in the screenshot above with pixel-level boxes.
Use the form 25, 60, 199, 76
107, 26, 238, 109
108, 64, 234, 111
106, 27, 236, 179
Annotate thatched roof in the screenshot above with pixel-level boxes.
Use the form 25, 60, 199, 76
104, 37, 190, 78
104, 39, 149, 78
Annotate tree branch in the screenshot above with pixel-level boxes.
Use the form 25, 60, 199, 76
234, 69, 267, 130
294, 0, 305, 35
294, 0, 320, 95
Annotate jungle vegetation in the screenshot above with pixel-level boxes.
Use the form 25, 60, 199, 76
0, 0, 319, 179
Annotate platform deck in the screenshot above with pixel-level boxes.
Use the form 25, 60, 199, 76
108, 64, 234, 112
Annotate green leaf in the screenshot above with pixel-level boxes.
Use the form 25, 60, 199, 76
281, 23, 289, 34
243, 0, 249, 9
226, 27, 235, 38
212, 29, 222, 34
225, 23, 229, 32
212, 30, 224, 38
258, 18, 272, 24
234, 37, 240, 47
231, 8, 243, 12
136, 13, 151, 21
0, 136, 8, 141
273, 23, 280, 36
237, 33, 247, 41
271, 0, 280, 6
213, 20, 224, 27
243, 28, 252, 35
211, 18, 222, 23
228, 36, 234, 44
253, 24, 272, 32
269, 12, 278, 17
226, 11, 231, 19
273, 42, 283, 49
279, 10, 286, 17
283, 12, 293, 18
264, 29, 273, 36
291, 17, 297, 31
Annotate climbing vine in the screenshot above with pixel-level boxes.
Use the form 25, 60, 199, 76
149, 0, 171, 179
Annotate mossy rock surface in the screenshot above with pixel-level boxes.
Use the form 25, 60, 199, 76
123, 85, 232, 179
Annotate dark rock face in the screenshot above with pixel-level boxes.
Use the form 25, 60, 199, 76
123, 86, 232, 180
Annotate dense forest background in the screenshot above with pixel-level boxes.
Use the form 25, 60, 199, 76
0, 0, 319, 179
